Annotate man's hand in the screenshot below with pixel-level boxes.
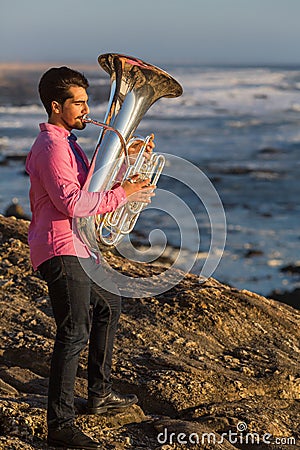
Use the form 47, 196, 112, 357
127, 133, 155, 163
121, 174, 156, 204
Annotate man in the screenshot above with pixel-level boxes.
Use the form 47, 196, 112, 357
26, 66, 155, 449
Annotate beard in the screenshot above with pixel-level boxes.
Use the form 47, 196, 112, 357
74, 117, 87, 130
62, 117, 86, 131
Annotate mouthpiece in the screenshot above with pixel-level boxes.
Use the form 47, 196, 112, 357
82, 115, 92, 123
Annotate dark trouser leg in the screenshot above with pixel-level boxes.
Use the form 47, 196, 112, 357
39, 256, 91, 430
87, 281, 121, 398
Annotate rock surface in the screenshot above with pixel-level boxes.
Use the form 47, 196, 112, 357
0, 215, 299, 449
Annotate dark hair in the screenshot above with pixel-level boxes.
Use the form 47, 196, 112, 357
38, 66, 89, 116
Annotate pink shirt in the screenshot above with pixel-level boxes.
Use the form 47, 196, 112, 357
26, 123, 127, 270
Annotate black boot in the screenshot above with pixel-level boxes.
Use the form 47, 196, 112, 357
87, 390, 138, 414
47, 423, 101, 449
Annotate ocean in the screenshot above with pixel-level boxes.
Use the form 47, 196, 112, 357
0, 62, 300, 298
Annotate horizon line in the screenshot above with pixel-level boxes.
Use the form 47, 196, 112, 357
1, 60, 300, 69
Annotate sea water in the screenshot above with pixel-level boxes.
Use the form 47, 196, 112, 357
0, 63, 299, 297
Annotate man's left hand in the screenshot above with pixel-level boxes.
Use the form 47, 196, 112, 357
127, 133, 155, 163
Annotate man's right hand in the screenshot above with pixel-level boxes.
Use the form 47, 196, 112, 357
121, 174, 156, 204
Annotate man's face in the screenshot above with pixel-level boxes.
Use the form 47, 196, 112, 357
51, 86, 89, 131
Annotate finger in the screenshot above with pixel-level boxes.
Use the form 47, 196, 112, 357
129, 194, 154, 204
146, 134, 155, 148
130, 173, 142, 181
143, 152, 151, 160
139, 188, 156, 195
145, 144, 155, 152
141, 184, 156, 191
139, 178, 152, 187
132, 176, 150, 184
146, 139, 155, 149
140, 192, 155, 201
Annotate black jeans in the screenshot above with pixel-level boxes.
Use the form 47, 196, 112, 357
38, 255, 121, 430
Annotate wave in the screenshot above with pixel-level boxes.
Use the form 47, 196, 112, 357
0, 104, 43, 114
154, 66, 300, 118
0, 136, 35, 153
0, 120, 23, 129
2, 66, 300, 120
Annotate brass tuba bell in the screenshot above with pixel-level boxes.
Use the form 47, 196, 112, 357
76, 53, 183, 251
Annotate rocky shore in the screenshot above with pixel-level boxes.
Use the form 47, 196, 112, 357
0, 215, 299, 449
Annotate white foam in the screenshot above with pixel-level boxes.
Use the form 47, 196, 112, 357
0, 104, 43, 114
0, 120, 23, 128
145, 67, 300, 118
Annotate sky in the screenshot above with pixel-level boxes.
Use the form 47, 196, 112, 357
1, 0, 300, 65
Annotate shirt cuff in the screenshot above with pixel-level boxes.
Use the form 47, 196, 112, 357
112, 184, 127, 205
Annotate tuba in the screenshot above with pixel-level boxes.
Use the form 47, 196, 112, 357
76, 53, 183, 251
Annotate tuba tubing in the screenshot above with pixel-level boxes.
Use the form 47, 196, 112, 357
75, 53, 183, 251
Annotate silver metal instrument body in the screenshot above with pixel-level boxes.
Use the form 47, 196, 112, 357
76, 53, 183, 251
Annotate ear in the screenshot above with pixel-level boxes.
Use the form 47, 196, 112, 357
51, 100, 62, 114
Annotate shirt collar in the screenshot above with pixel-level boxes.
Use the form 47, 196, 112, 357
39, 122, 74, 139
